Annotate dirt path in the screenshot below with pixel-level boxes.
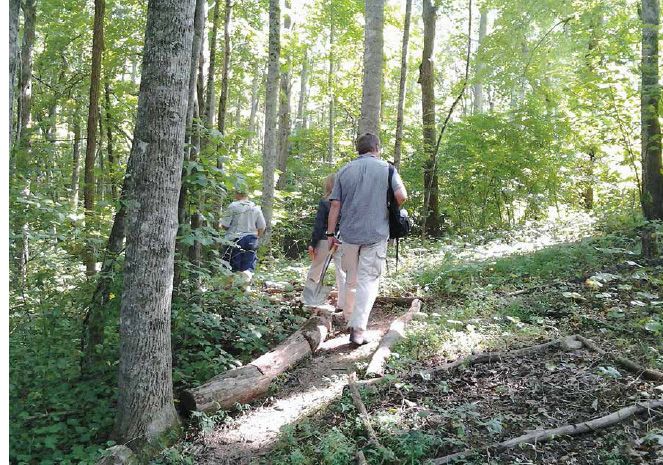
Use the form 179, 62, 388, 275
194, 305, 398, 464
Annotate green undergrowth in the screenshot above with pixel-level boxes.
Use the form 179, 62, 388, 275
263, 228, 662, 465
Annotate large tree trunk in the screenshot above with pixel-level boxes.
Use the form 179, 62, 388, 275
83, 0, 105, 277
113, 0, 195, 445
358, 0, 384, 136
70, 120, 82, 209
9, 0, 20, 142
393, 0, 412, 170
472, 9, 488, 114
261, 0, 281, 243
217, 0, 232, 134
640, 0, 663, 222
419, 0, 440, 236
205, 0, 221, 129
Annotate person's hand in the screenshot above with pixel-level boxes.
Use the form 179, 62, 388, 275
327, 236, 341, 249
307, 245, 315, 260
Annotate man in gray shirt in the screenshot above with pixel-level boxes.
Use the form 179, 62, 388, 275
327, 133, 407, 345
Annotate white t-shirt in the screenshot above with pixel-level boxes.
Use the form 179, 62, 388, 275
220, 199, 266, 241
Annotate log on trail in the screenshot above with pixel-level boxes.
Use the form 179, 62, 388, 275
365, 298, 422, 377
575, 334, 663, 381
181, 313, 330, 414
429, 399, 663, 464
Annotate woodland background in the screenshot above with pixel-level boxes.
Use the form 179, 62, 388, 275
7, 0, 662, 463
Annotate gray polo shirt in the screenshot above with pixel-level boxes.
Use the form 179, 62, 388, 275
330, 154, 405, 245
220, 199, 266, 241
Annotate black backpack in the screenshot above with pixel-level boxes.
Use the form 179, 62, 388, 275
387, 164, 411, 239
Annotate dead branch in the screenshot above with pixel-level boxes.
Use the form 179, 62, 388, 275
348, 372, 383, 450
430, 399, 663, 464
575, 334, 663, 381
366, 299, 422, 377
356, 450, 368, 465
426, 336, 580, 377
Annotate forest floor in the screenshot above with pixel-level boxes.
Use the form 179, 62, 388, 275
156, 213, 663, 465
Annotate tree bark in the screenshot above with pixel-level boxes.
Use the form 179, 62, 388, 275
17, 0, 36, 146
393, 0, 412, 170
358, 0, 384, 136
9, 0, 20, 143
247, 62, 262, 146
217, 0, 232, 134
472, 9, 488, 114
262, 0, 281, 243
103, 81, 117, 201
113, 0, 195, 445
83, 0, 106, 277
640, 0, 663, 221
419, 0, 440, 236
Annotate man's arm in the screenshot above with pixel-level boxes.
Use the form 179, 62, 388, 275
327, 200, 341, 245
395, 186, 408, 206
256, 228, 265, 238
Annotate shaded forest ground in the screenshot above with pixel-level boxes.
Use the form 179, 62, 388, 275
150, 212, 662, 465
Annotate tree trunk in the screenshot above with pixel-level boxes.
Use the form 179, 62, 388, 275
358, 0, 384, 136
276, 10, 293, 189
16, 0, 36, 146
296, 50, 309, 131
205, 0, 221, 129
419, 0, 440, 236
104, 81, 117, 201
217, 0, 232, 134
83, 0, 105, 277
113, 0, 195, 445
9, 0, 20, 143
174, 0, 207, 295
247, 62, 261, 146
393, 0, 412, 170
472, 9, 488, 114
327, 0, 335, 163
262, 0, 281, 243
71, 120, 82, 209
640, 0, 663, 221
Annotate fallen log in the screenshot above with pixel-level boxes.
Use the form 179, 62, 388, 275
575, 334, 663, 381
426, 335, 581, 377
429, 399, 663, 464
365, 299, 422, 377
181, 313, 331, 414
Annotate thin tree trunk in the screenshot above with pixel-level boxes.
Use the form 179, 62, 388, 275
327, 0, 335, 163
9, 0, 20, 143
472, 9, 487, 114
174, 0, 207, 295
206, 0, 221, 129
419, 0, 440, 236
71, 120, 82, 209
358, 0, 384, 136
17, 0, 36, 147
83, 0, 105, 277
296, 50, 309, 131
393, 0, 412, 170
217, 0, 232, 134
113, 0, 195, 445
640, 0, 663, 221
104, 81, 117, 201
276, 9, 292, 189
247, 63, 261, 146
261, 0, 281, 243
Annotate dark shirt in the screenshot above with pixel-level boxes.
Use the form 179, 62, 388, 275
310, 199, 331, 248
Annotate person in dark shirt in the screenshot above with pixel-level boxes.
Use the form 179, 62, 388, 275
302, 174, 346, 310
